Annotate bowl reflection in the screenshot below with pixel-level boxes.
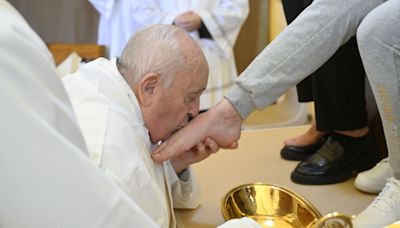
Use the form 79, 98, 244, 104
221, 183, 323, 228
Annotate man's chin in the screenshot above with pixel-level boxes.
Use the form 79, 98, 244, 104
149, 134, 162, 144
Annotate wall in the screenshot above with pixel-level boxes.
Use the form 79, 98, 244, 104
234, 0, 269, 74
8, 0, 99, 43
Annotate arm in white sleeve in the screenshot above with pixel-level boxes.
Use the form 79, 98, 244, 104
165, 161, 202, 209
197, 0, 249, 58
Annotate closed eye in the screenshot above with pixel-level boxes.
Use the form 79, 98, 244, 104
184, 95, 197, 104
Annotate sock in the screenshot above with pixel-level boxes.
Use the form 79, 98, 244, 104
331, 132, 369, 151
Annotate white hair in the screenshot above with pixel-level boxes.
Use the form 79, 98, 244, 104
118, 24, 190, 87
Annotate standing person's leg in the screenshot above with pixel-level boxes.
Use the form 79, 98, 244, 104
280, 1, 378, 184
280, 0, 329, 160
290, 35, 379, 185
353, 0, 400, 226
232, 0, 386, 118
280, 0, 369, 156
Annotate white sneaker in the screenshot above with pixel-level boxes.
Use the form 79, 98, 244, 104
352, 178, 400, 228
355, 158, 393, 193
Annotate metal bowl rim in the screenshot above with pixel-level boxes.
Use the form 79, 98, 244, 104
220, 182, 323, 221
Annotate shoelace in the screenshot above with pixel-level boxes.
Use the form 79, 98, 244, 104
371, 177, 400, 213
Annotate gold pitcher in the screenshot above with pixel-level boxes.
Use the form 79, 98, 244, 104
221, 183, 354, 227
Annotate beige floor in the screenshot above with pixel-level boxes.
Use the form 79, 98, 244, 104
242, 89, 312, 130
177, 125, 377, 227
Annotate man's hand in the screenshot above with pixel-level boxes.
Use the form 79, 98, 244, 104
173, 11, 202, 32
152, 98, 243, 162
170, 137, 219, 173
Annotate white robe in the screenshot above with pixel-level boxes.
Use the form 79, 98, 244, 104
90, 0, 249, 109
0, 1, 158, 227
90, 0, 137, 58
63, 58, 201, 228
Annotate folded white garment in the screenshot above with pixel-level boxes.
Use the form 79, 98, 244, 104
56, 51, 83, 78
218, 217, 262, 228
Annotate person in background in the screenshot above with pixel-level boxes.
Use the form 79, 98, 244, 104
280, 0, 379, 185
151, 0, 400, 227
63, 24, 221, 227
89, 0, 137, 58
90, 0, 249, 110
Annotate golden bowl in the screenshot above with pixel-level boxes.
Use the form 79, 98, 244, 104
386, 221, 400, 228
221, 183, 353, 228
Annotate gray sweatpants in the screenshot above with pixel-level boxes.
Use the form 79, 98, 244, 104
357, 0, 400, 179
225, 0, 400, 176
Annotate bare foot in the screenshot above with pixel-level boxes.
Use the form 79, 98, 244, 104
152, 98, 243, 162
284, 122, 328, 147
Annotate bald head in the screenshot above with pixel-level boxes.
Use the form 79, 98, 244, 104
118, 24, 208, 87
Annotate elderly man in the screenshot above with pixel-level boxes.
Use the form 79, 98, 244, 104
63, 24, 219, 227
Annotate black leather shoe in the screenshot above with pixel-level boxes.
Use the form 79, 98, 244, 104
291, 133, 380, 185
280, 136, 328, 161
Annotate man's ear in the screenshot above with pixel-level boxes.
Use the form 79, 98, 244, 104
137, 73, 160, 106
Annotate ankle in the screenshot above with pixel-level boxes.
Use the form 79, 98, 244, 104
284, 131, 327, 146
335, 127, 369, 138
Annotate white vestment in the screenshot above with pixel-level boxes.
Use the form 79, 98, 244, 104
0, 1, 158, 227
63, 58, 201, 228
90, 0, 249, 109
89, 0, 138, 58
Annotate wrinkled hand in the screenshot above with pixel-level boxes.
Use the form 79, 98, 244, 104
173, 11, 202, 32
152, 98, 243, 162
170, 137, 219, 173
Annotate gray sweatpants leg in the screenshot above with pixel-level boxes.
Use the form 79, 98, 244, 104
357, 0, 400, 179
228, 0, 386, 118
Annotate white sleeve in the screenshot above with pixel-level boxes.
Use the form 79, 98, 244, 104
197, 0, 249, 58
0, 1, 157, 227
164, 161, 202, 209
131, 0, 177, 29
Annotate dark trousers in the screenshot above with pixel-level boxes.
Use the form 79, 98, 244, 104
282, 0, 368, 132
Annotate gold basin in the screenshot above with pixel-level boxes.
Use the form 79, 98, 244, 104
221, 183, 353, 227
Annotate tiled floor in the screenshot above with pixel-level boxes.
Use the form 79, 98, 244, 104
177, 125, 377, 227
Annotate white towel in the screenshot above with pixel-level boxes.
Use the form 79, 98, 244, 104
218, 217, 262, 228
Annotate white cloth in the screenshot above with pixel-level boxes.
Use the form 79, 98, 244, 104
63, 58, 201, 228
218, 218, 262, 228
90, 0, 249, 109
89, 0, 135, 58
0, 1, 158, 227
56, 52, 84, 78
